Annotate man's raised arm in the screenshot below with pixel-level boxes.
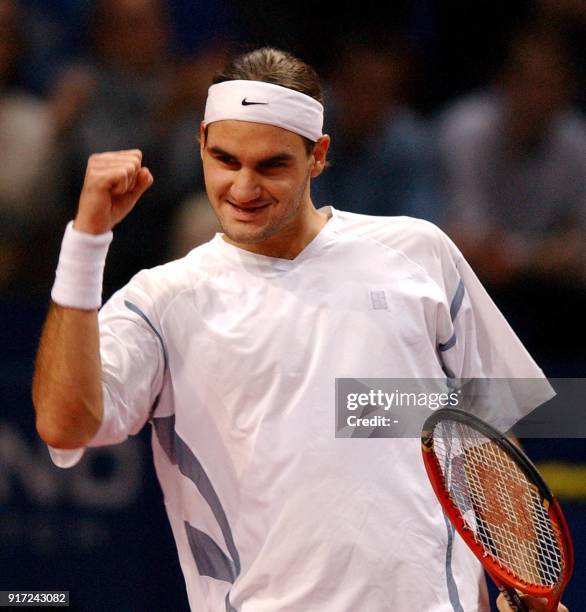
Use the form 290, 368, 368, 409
32, 150, 153, 449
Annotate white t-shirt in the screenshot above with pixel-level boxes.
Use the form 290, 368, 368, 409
51, 208, 553, 611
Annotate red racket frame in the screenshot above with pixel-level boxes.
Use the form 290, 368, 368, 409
421, 409, 574, 612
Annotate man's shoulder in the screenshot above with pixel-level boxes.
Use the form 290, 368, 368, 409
330, 209, 463, 284
109, 239, 220, 309
436, 92, 500, 147
554, 111, 586, 156
331, 209, 454, 252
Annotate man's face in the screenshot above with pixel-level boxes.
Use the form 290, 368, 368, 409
96, 0, 169, 74
201, 120, 326, 255
0, 0, 20, 82
503, 41, 573, 139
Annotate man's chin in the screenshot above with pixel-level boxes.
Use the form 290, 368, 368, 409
221, 224, 271, 247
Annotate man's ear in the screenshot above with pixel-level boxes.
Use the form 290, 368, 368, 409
199, 122, 206, 159
311, 134, 331, 178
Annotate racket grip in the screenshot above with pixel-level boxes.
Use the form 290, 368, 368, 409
500, 586, 529, 612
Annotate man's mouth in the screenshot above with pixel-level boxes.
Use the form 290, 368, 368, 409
228, 201, 271, 214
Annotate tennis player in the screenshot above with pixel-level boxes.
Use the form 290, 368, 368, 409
33, 47, 568, 611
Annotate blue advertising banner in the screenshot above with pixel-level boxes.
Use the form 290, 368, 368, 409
0, 299, 188, 611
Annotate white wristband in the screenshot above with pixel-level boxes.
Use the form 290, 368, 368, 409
51, 221, 113, 310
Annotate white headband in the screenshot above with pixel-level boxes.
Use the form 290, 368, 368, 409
203, 80, 324, 142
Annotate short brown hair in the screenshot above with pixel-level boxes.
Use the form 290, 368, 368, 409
212, 47, 323, 154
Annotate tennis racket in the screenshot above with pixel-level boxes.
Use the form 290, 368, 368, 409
421, 408, 573, 612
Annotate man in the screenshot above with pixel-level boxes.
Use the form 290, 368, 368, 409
310, 34, 441, 222
32, 48, 566, 611
438, 25, 586, 364
439, 26, 586, 288
0, 0, 62, 291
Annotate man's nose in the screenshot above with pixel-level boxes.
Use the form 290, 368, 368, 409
229, 169, 261, 204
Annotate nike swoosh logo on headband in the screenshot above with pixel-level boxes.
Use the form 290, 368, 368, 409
241, 98, 269, 106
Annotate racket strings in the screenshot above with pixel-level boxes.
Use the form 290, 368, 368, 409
434, 420, 563, 587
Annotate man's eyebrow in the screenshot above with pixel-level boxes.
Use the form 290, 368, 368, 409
207, 146, 295, 165
208, 146, 237, 159
257, 153, 295, 166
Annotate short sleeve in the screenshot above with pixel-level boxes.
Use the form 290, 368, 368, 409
437, 242, 555, 428
47, 273, 166, 468
92, 275, 166, 446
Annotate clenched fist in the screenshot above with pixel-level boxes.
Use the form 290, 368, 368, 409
74, 149, 154, 235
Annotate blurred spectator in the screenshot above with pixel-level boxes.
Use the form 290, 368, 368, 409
12, 0, 238, 96
311, 34, 442, 222
155, 43, 231, 205
14, 0, 93, 95
0, 0, 63, 293
437, 25, 586, 357
57, 0, 228, 296
537, 0, 586, 112
438, 25, 586, 288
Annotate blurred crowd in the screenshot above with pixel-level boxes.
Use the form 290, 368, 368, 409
1, 0, 585, 366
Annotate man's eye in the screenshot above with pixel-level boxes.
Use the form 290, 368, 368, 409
262, 161, 286, 169
217, 156, 237, 165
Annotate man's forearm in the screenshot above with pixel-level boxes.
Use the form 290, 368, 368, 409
32, 150, 153, 449
32, 302, 103, 449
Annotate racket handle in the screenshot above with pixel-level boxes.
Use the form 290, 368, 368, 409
500, 586, 529, 612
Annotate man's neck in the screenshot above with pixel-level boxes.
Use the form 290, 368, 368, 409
223, 204, 330, 260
